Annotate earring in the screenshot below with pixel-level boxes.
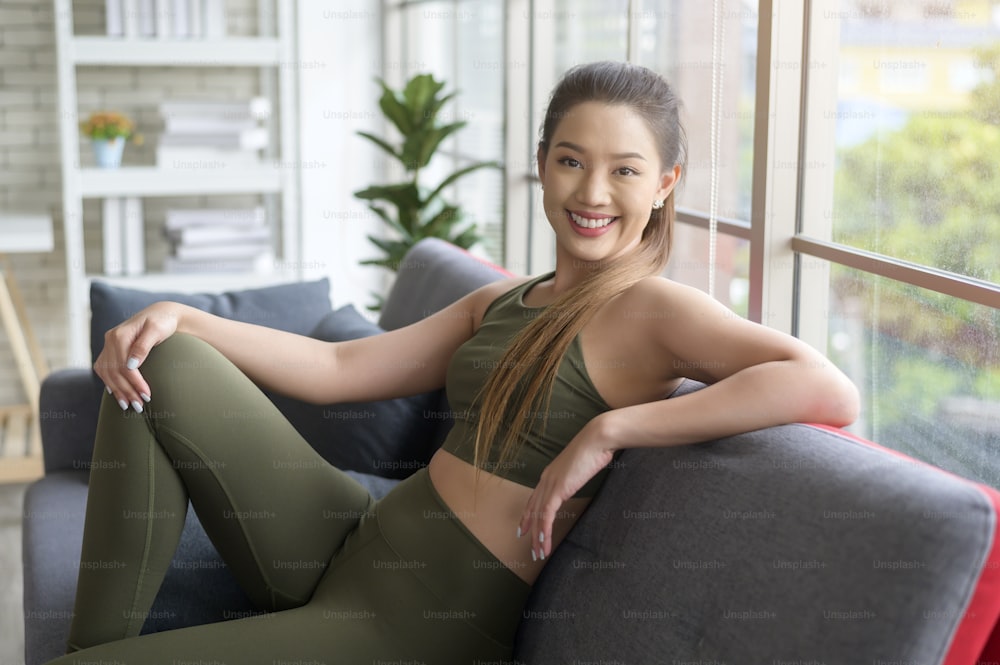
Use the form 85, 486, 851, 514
652, 199, 664, 210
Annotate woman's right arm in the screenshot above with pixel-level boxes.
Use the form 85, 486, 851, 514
96, 281, 521, 411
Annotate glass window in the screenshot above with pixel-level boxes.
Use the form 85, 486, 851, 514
396, 0, 506, 265
824, 2, 1000, 283
827, 264, 1000, 487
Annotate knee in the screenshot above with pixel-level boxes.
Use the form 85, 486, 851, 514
140, 333, 229, 390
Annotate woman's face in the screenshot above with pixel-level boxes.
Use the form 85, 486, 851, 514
537, 101, 679, 268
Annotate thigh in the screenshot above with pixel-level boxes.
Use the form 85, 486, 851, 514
139, 333, 374, 609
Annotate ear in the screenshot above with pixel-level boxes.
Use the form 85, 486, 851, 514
656, 164, 682, 201
536, 145, 547, 182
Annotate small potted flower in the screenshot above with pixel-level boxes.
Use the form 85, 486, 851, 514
80, 111, 142, 168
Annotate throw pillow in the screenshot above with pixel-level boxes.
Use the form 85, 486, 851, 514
89, 278, 333, 363
268, 304, 453, 480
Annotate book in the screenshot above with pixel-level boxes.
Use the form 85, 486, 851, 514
105, 0, 124, 36
138, 0, 156, 37
202, 0, 227, 38
102, 198, 123, 275
158, 127, 269, 150
122, 197, 145, 275
164, 206, 266, 231
163, 116, 259, 134
171, 0, 189, 38
173, 240, 271, 262
159, 98, 271, 122
168, 225, 269, 246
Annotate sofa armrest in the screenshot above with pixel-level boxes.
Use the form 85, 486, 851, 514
39, 369, 103, 474
516, 381, 1000, 664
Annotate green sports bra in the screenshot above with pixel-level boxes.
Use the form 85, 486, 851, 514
440, 272, 614, 498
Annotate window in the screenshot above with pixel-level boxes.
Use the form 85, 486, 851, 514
801, 0, 1000, 486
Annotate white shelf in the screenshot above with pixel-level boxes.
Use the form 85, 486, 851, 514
55, 0, 301, 366
79, 166, 284, 198
72, 37, 282, 66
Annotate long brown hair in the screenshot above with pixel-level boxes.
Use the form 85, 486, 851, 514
473, 61, 688, 477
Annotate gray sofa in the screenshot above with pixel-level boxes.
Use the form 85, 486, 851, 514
23, 238, 1000, 664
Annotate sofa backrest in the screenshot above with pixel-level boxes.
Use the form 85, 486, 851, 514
378, 238, 511, 331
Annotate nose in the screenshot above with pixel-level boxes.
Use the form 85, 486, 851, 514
576, 170, 612, 207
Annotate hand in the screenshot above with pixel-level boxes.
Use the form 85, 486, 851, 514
94, 301, 184, 413
516, 415, 617, 561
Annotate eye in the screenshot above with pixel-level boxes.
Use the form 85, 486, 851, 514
557, 157, 583, 169
615, 166, 640, 176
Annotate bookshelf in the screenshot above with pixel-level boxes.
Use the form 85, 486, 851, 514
53, 0, 301, 367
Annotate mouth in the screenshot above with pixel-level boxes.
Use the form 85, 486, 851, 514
568, 210, 618, 230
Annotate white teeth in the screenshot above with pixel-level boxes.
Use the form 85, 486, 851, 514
570, 212, 615, 229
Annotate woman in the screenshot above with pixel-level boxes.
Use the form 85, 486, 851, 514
52, 61, 858, 663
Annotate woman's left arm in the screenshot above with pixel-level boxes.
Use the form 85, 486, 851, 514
519, 277, 860, 560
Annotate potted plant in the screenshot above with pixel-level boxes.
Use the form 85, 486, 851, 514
354, 73, 499, 308
80, 111, 142, 168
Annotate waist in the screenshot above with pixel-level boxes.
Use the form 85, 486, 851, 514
439, 419, 611, 498
426, 448, 593, 585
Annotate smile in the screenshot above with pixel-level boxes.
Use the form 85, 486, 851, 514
569, 211, 618, 229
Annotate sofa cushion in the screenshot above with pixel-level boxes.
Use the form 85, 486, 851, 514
89, 278, 333, 363
515, 382, 1000, 664
267, 304, 450, 479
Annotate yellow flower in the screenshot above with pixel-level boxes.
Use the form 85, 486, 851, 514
80, 110, 140, 143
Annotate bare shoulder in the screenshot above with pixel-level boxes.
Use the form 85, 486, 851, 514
464, 275, 535, 328
614, 275, 730, 319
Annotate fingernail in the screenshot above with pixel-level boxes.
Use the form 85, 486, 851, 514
130, 400, 143, 414
539, 532, 545, 543
126, 357, 140, 370
106, 386, 112, 395
531, 549, 537, 562
117, 399, 128, 411
516, 526, 522, 539
140, 393, 151, 403
540, 549, 545, 561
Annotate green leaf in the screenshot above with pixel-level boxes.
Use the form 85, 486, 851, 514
450, 224, 480, 249
421, 205, 461, 239
414, 121, 468, 169
377, 79, 413, 136
356, 131, 402, 164
403, 74, 446, 128
424, 160, 501, 206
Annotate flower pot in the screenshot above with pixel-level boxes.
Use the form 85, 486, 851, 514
91, 137, 125, 168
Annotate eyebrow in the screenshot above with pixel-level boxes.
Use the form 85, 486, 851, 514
554, 141, 648, 162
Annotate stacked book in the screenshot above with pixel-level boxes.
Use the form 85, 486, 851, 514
103, 197, 145, 276
105, 0, 228, 39
156, 97, 270, 170
164, 206, 272, 274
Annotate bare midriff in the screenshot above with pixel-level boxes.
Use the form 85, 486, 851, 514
427, 447, 592, 586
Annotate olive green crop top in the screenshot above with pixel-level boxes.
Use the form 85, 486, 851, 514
440, 272, 614, 498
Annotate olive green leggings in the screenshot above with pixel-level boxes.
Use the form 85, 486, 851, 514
48, 333, 530, 664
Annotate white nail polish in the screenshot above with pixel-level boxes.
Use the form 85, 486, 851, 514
106, 386, 112, 395
531, 549, 537, 562
130, 401, 143, 414
516, 526, 522, 539
540, 549, 545, 561
539, 532, 545, 543
140, 393, 151, 403
117, 399, 129, 411
126, 357, 139, 370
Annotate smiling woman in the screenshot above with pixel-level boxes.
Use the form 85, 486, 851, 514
48, 61, 857, 665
